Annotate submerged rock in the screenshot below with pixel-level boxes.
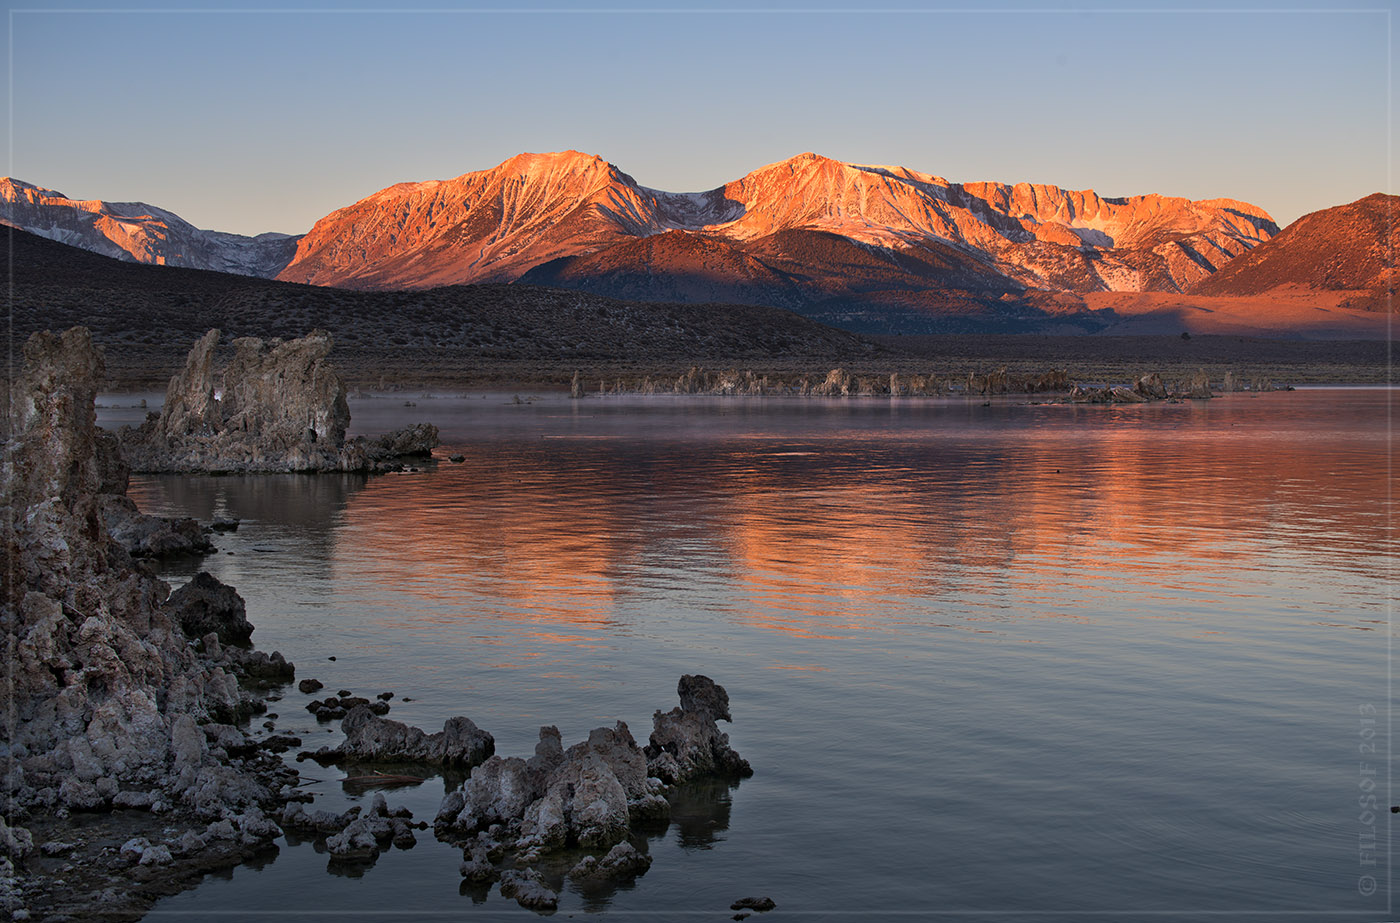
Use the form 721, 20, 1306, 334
731, 896, 777, 912
118, 329, 439, 473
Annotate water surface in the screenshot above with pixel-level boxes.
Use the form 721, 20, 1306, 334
110, 390, 1393, 921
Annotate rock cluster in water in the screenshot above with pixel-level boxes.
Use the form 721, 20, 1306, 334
117, 329, 440, 473
576, 365, 1274, 400
3, 327, 758, 917
1, 328, 304, 919
435, 674, 752, 911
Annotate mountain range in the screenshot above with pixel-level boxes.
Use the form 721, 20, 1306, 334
3, 152, 1391, 336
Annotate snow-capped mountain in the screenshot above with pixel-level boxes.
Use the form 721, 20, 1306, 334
0, 178, 299, 278
277, 150, 1278, 299
2, 152, 1279, 323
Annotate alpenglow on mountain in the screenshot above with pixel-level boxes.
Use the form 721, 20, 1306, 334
1, 152, 1279, 325
0, 178, 297, 277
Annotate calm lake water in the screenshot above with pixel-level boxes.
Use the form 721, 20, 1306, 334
97, 389, 1393, 921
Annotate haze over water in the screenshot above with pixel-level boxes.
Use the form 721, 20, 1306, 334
113, 389, 1392, 921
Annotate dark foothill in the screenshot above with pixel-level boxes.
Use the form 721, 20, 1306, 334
731, 897, 776, 912
299, 679, 325, 694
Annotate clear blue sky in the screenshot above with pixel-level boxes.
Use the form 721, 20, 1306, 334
6, 0, 1393, 236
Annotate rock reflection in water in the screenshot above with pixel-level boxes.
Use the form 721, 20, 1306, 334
658, 777, 739, 850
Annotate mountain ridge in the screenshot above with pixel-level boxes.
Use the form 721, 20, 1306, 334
278, 151, 1279, 301
0, 177, 298, 277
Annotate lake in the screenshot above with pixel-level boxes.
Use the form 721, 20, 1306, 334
97, 388, 1391, 921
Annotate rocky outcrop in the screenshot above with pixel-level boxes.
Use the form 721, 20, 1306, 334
307, 706, 494, 768
118, 329, 439, 473
1, 328, 300, 920
434, 675, 747, 911
99, 494, 214, 558
164, 572, 254, 646
645, 675, 752, 784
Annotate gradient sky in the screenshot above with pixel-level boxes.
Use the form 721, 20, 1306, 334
6, 0, 1393, 236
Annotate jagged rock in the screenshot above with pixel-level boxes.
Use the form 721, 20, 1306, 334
310, 706, 494, 768
230, 648, 294, 683
437, 726, 561, 833
1, 329, 299, 918
1186, 369, 1214, 399
646, 675, 752, 784
1133, 373, 1168, 399
99, 495, 213, 558
1108, 386, 1147, 403
812, 368, 853, 397
164, 573, 253, 646
433, 677, 744, 896
568, 841, 652, 881
325, 819, 379, 861
731, 897, 777, 912
497, 868, 558, 912
365, 422, 439, 458
116, 329, 439, 473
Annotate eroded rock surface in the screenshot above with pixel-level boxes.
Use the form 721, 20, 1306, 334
645, 675, 753, 784
434, 675, 749, 911
308, 706, 495, 768
118, 329, 439, 473
1, 327, 299, 920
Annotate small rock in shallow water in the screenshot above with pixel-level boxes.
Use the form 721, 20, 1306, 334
498, 868, 558, 912
299, 679, 324, 694
731, 897, 776, 912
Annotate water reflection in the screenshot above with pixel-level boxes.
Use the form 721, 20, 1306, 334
319, 395, 1390, 647
138, 390, 1393, 920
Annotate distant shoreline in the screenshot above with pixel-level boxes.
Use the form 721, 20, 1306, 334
88, 334, 1392, 392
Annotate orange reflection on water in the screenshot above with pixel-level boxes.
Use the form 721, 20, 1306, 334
331, 401, 1390, 641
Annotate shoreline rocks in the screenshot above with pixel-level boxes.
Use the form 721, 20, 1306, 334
1, 328, 302, 920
